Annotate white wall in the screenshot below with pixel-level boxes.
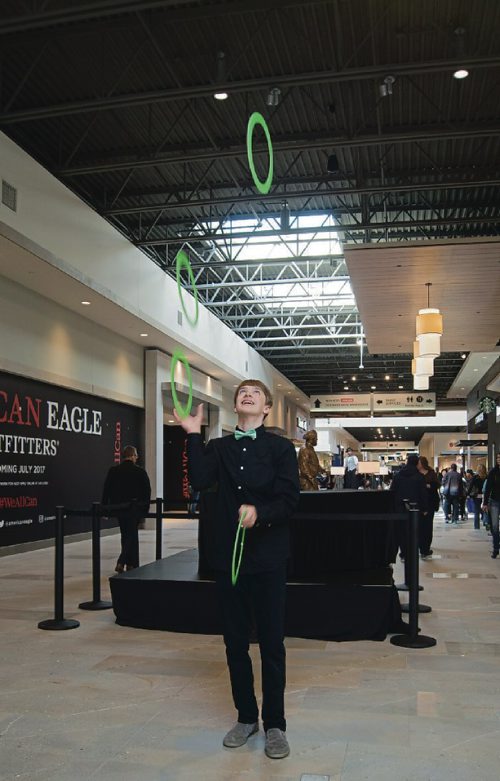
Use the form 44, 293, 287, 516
0, 131, 310, 433
0, 275, 144, 406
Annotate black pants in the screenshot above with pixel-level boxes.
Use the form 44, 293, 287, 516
344, 470, 358, 489
116, 512, 140, 568
418, 510, 435, 556
215, 566, 287, 732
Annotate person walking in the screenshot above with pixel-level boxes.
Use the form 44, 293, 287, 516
343, 447, 359, 489
441, 463, 463, 524
174, 380, 300, 759
483, 453, 500, 559
466, 467, 486, 530
391, 454, 429, 585
102, 445, 151, 573
417, 456, 440, 559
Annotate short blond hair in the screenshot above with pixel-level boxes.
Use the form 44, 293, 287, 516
233, 379, 273, 408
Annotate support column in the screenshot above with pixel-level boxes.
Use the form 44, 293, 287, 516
145, 349, 166, 500
207, 405, 222, 440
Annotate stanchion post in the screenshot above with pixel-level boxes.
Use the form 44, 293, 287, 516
155, 497, 163, 560
38, 506, 80, 630
391, 504, 436, 649
79, 502, 112, 610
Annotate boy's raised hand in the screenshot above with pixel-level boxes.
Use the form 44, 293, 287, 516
173, 403, 204, 434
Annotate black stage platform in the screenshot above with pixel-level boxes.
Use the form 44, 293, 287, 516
110, 548, 407, 641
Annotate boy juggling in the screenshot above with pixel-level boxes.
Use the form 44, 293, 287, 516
174, 379, 300, 759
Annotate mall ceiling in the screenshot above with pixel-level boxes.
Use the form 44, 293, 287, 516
1, 0, 499, 405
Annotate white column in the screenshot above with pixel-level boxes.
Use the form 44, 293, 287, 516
144, 349, 166, 500
207, 404, 222, 441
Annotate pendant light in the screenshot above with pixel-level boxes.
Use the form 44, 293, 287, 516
416, 283, 443, 358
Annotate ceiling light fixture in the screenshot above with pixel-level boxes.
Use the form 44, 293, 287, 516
266, 86, 281, 106
416, 283, 443, 358
213, 50, 229, 100
453, 28, 469, 80
140, 333, 148, 337
327, 153, 339, 173
280, 200, 290, 232
81, 300, 91, 305
379, 74, 395, 97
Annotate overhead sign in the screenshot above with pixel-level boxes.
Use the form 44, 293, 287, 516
372, 392, 436, 413
311, 394, 372, 413
311, 391, 436, 415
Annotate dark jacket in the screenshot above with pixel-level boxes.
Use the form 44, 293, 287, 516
391, 464, 429, 513
484, 466, 500, 504
466, 474, 483, 498
442, 469, 463, 497
422, 467, 441, 512
187, 427, 300, 573
102, 459, 151, 515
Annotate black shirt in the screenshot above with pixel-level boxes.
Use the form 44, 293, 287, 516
484, 467, 500, 504
187, 426, 300, 573
102, 460, 151, 515
391, 464, 429, 513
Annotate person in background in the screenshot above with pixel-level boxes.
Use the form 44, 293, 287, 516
102, 445, 151, 573
466, 467, 485, 530
298, 430, 325, 491
417, 456, 440, 559
174, 380, 300, 759
476, 464, 489, 529
343, 447, 359, 489
391, 454, 429, 584
441, 463, 463, 524
459, 467, 468, 521
483, 453, 500, 559
439, 467, 449, 518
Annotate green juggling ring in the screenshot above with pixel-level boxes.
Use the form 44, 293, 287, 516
231, 511, 247, 586
246, 112, 274, 195
175, 249, 199, 327
170, 348, 193, 419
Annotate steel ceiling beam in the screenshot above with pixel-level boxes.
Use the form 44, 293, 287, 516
1, 57, 499, 125
137, 214, 500, 246
191, 275, 350, 290
0, 0, 333, 35
56, 124, 500, 176
104, 181, 500, 216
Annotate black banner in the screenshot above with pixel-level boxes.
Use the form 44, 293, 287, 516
0, 370, 143, 546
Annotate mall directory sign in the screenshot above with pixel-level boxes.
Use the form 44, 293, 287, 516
0, 370, 143, 546
311, 391, 436, 415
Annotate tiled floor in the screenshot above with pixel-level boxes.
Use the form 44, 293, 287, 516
1, 512, 499, 781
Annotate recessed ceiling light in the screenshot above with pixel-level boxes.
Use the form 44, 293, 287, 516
168, 419, 174, 423
140, 333, 148, 337
351, 375, 356, 381
81, 300, 91, 305
398, 385, 403, 389
213, 91, 228, 100
473, 368, 479, 372
461, 353, 466, 359
385, 375, 390, 380
453, 68, 469, 79
371, 385, 376, 390
344, 386, 349, 390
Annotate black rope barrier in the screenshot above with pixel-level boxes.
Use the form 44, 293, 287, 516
391, 504, 436, 649
155, 497, 163, 560
79, 502, 113, 611
38, 497, 169, 629
38, 506, 80, 631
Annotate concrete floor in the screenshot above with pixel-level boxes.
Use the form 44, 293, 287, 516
1, 512, 499, 781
